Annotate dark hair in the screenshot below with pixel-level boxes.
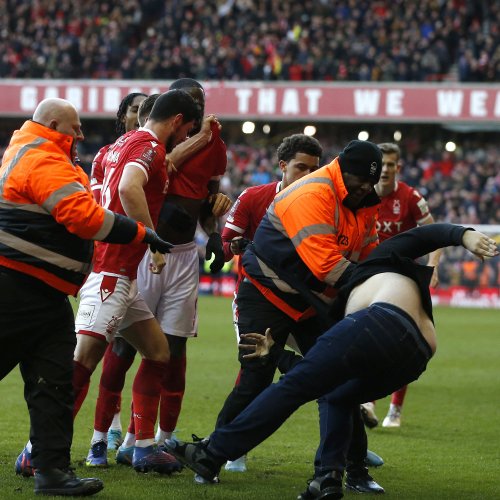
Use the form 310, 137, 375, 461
169, 78, 204, 92
169, 79, 205, 133
138, 94, 160, 126
148, 89, 199, 124
277, 134, 323, 163
116, 92, 147, 136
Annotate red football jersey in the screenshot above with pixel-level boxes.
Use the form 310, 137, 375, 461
222, 181, 280, 288
376, 181, 431, 243
90, 144, 110, 201
93, 129, 168, 278
167, 123, 227, 199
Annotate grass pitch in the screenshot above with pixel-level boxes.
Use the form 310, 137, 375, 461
0, 297, 498, 499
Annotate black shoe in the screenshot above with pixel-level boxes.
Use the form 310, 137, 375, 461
34, 468, 104, 496
297, 471, 344, 499
165, 439, 222, 483
345, 471, 384, 494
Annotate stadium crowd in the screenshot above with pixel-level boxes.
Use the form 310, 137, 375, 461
1, 0, 499, 82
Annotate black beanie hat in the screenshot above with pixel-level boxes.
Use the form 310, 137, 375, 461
338, 140, 382, 183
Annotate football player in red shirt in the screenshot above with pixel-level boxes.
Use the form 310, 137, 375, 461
73, 90, 198, 474
361, 142, 442, 430
93, 80, 231, 466
90, 92, 147, 197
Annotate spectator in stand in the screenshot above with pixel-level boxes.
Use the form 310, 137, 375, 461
360, 142, 442, 429
1, 1, 499, 82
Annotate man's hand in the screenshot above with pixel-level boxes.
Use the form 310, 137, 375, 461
149, 250, 166, 274
200, 114, 221, 142
229, 236, 251, 255
143, 227, 174, 254
462, 230, 499, 260
430, 266, 439, 288
239, 329, 275, 358
205, 232, 224, 273
209, 193, 232, 217
164, 155, 177, 174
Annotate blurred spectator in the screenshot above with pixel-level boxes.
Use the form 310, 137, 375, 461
1, 0, 499, 82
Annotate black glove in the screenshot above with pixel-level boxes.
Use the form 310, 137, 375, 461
205, 232, 224, 273
143, 227, 174, 254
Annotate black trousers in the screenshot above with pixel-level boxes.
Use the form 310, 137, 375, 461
215, 280, 368, 471
0, 268, 76, 470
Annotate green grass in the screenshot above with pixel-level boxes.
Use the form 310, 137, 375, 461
0, 298, 499, 499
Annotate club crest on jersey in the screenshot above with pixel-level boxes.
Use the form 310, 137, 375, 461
107, 150, 120, 163
393, 199, 401, 215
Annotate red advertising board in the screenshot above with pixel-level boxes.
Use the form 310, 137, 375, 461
0, 79, 499, 122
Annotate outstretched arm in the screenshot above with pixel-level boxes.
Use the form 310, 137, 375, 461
366, 223, 498, 263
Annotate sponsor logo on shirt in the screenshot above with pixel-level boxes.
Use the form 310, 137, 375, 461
376, 220, 404, 234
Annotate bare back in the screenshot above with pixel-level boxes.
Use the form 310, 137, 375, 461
345, 272, 437, 353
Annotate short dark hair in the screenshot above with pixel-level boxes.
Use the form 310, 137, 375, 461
277, 134, 323, 163
138, 94, 159, 126
169, 78, 204, 92
148, 89, 199, 124
116, 92, 147, 136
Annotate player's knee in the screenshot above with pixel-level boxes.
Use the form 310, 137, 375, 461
143, 338, 170, 363
74, 334, 107, 372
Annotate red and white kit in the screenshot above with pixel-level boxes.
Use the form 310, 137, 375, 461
76, 128, 169, 342
376, 181, 431, 243
222, 181, 281, 340
138, 126, 227, 338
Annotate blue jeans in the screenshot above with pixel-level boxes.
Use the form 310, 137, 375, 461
208, 302, 432, 474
